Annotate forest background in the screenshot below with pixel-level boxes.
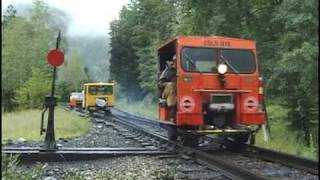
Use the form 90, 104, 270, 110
2, 0, 318, 158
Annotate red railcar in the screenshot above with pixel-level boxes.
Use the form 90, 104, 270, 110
69, 92, 83, 109
158, 36, 267, 145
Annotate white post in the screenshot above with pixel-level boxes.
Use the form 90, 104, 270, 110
262, 124, 270, 142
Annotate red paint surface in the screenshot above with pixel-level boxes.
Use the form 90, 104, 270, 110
47, 49, 64, 67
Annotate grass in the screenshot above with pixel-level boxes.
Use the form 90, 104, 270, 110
2, 154, 45, 179
2, 107, 90, 141
117, 98, 318, 160
255, 103, 318, 160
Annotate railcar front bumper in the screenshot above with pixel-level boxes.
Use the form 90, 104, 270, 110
186, 129, 250, 136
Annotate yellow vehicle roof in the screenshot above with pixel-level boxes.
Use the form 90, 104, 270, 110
84, 82, 115, 86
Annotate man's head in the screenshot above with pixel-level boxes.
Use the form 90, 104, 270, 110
164, 55, 177, 69
171, 54, 177, 68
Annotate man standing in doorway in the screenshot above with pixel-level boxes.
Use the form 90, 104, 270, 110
158, 55, 177, 122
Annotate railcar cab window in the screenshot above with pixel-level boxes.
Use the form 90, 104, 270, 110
181, 47, 256, 73
220, 49, 255, 73
89, 86, 113, 95
181, 47, 217, 72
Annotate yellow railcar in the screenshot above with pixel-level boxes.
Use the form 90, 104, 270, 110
82, 82, 115, 114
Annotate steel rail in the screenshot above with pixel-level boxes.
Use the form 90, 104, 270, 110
111, 113, 268, 180
2, 147, 170, 163
3, 147, 159, 151
236, 143, 319, 175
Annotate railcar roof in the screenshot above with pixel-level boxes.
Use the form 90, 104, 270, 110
158, 36, 256, 51
84, 82, 114, 86
71, 92, 83, 95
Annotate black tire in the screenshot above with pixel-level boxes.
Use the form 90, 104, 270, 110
168, 128, 178, 141
182, 134, 199, 147
233, 133, 250, 143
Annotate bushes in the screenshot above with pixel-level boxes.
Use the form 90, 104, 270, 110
15, 69, 51, 109
2, 154, 44, 179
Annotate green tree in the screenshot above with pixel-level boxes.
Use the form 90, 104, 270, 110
67, 36, 110, 82
268, 0, 318, 146
131, 0, 176, 94
15, 69, 51, 109
2, 4, 17, 27
109, 0, 176, 102
57, 49, 89, 101
2, 15, 33, 111
1, 0, 69, 111
28, 0, 68, 72
109, 6, 143, 102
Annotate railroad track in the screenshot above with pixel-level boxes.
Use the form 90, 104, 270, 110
110, 109, 267, 180
64, 107, 239, 179
2, 108, 170, 163
3, 107, 318, 179
110, 108, 319, 180
232, 143, 319, 175
2, 147, 170, 162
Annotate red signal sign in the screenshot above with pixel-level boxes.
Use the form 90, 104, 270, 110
47, 49, 64, 67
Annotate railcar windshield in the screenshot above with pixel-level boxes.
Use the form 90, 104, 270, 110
220, 49, 255, 73
71, 93, 83, 100
181, 47, 256, 73
182, 47, 217, 72
88, 85, 113, 95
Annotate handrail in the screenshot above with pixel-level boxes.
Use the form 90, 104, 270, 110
193, 89, 251, 93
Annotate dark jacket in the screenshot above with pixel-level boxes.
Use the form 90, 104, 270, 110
160, 66, 176, 81
158, 66, 176, 88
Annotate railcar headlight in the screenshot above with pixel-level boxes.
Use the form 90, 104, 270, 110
217, 63, 228, 74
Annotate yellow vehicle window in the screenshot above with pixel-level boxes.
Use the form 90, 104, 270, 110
88, 86, 113, 95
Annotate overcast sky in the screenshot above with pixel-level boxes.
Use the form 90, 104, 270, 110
2, 0, 130, 36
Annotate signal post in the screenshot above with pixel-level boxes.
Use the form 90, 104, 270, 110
40, 30, 64, 151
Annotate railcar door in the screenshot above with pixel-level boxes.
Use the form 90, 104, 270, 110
158, 41, 177, 122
